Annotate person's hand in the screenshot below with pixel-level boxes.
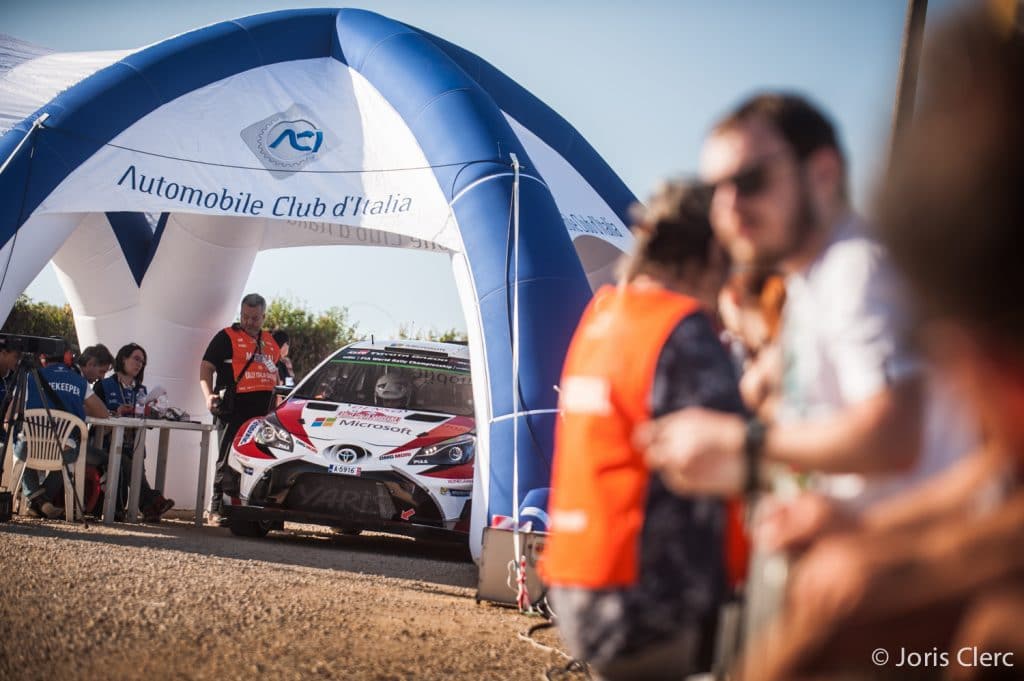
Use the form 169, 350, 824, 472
206, 393, 220, 411
634, 407, 746, 495
116, 404, 134, 416
755, 492, 856, 554
740, 345, 782, 413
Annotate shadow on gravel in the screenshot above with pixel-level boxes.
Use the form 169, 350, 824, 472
0, 518, 478, 590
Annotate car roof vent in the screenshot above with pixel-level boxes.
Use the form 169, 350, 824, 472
405, 413, 449, 423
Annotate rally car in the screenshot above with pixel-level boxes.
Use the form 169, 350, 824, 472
224, 339, 475, 541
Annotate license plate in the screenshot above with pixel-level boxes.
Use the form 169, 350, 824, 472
327, 464, 361, 476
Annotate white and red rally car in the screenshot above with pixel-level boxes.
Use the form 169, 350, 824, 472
224, 339, 475, 540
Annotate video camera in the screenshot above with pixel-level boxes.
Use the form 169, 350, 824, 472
0, 333, 66, 358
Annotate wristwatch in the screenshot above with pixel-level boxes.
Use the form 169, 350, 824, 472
744, 416, 767, 495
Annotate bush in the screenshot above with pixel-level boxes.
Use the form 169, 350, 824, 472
396, 323, 468, 343
1, 294, 79, 352
264, 298, 361, 380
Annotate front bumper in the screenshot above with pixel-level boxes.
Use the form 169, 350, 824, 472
223, 503, 466, 542
234, 466, 468, 540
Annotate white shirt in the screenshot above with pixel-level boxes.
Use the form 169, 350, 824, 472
779, 214, 975, 507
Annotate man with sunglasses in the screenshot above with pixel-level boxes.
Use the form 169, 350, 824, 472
637, 93, 974, 511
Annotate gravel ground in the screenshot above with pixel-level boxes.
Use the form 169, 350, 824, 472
0, 516, 574, 681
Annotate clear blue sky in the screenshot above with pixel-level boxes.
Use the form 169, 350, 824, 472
6, 0, 959, 337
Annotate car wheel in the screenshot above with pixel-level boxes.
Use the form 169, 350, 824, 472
228, 515, 273, 538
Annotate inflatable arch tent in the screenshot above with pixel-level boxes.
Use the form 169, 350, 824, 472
0, 9, 635, 559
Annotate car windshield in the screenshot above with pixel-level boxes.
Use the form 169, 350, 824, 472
293, 346, 474, 416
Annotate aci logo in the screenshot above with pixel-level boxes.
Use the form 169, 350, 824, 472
269, 124, 322, 155
241, 104, 330, 177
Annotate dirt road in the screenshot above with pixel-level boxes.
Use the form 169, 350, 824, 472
0, 517, 571, 680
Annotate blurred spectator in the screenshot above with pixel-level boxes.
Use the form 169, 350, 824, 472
637, 92, 974, 509
273, 330, 294, 386
742, 6, 1024, 679
718, 268, 786, 420
73, 344, 114, 384
543, 181, 742, 680
94, 343, 174, 522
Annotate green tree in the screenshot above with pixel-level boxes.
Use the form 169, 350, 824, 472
264, 297, 361, 380
1, 294, 79, 352
396, 322, 468, 343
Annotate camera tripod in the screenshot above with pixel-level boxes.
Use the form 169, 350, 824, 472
0, 355, 88, 526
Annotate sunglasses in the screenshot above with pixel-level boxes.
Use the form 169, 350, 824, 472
697, 152, 789, 202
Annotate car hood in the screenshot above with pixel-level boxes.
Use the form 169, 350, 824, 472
275, 399, 474, 453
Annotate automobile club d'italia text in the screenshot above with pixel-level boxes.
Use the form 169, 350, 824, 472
115, 165, 413, 218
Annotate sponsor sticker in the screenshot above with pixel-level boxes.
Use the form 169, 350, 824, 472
237, 420, 260, 446
327, 464, 361, 476
335, 418, 411, 435
338, 408, 401, 424
310, 417, 337, 427
439, 486, 472, 497
379, 450, 413, 460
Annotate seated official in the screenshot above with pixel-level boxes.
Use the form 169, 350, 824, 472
93, 343, 174, 522
73, 344, 114, 384
13, 350, 108, 519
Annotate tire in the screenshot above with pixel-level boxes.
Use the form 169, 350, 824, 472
228, 515, 273, 538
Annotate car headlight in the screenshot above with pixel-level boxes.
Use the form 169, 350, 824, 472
254, 413, 294, 452
409, 434, 475, 466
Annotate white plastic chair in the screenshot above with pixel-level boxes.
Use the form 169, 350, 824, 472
9, 408, 87, 522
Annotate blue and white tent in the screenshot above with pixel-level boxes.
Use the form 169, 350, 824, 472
0, 9, 635, 558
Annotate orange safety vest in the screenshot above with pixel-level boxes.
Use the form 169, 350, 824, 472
542, 284, 702, 588
224, 326, 281, 394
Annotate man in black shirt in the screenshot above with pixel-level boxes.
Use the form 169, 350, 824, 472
199, 293, 280, 525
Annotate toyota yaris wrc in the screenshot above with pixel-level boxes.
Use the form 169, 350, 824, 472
224, 340, 475, 541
